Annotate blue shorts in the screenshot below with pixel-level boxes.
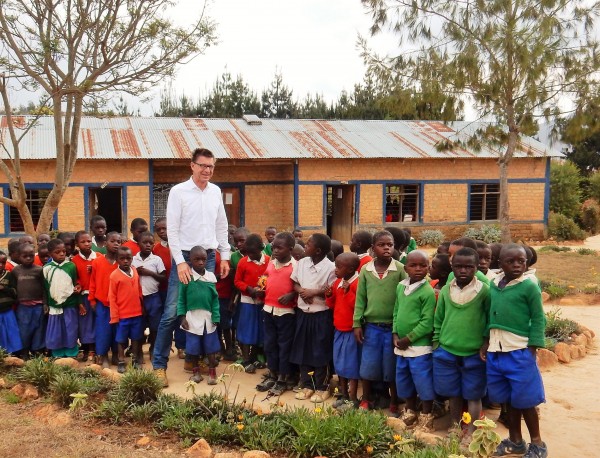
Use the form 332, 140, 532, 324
218, 298, 233, 330
115, 316, 144, 344
143, 292, 164, 332
359, 323, 396, 382
433, 347, 486, 400
395, 353, 435, 401
334, 329, 361, 380
486, 349, 545, 409
185, 329, 220, 356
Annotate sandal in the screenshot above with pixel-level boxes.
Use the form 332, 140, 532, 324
117, 361, 126, 374
268, 381, 287, 396
256, 374, 277, 392
243, 361, 256, 374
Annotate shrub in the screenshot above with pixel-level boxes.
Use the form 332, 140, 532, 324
94, 398, 129, 424
0, 347, 8, 367
538, 245, 571, 253
543, 283, 569, 299
581, 199, 600, 234
588, 170, 600, 202
128, 402, 160, 423
16, 356, 63, 393
545, 307, 581, 342
416, 230, 445, 247
463, 225, 502, 243
51, 372, 83, 407
547, 212, 585, 241
112, 368, 162, 405
576, 247, 597, 256
550, 160, 581, 219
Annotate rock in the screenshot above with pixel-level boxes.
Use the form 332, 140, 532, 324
580, 325, 596, 338
541, 291, 550, 303
558, 298, 579, 306
243, 452, 271, 458
569, 344, 586, 360
4, 356, 25, 367
553, 342, 571, 363
137, 436, 151, 446
536, 348, 558, 371
0, 378, 6, 388
87, 363, 103, 373
186, 438, 212, 458
48, 411, 72, 427
214, 453, 242, 458
11, 383, 38, 400
414, 430, 441, 445
572, 334, 588, 348
582, 331, 595, 348
100, 367, 122, 382
54, 357, 80, 368
386, 417, 407, 433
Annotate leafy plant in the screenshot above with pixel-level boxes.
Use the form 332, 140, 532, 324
545, 307, 581, 342
2, 391, 21, 404
543, 283, 569, 299
94, 398, 129, 424
16, 356, 63, 393
468, 417, 502, 457
417, 230, 445, 247
538, 245, 571, 253
463, 225, 502, 244
112, 368, 162, 405
548, 212, 586, 241
577, 248, 597, 256
580, 199, 600, 234
550, 161, 582, 219
51, 372, 83, 407
128, 402, 160, 423
0, 347, 8, 367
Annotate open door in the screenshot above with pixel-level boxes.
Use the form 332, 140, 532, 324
89, 187, 123, 233
327, 185, 354, 244
221, 187, 241, 228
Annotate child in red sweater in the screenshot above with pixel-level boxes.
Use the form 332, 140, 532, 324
234, 234, 270, 373
350, 230, 373, 272
109, 246, 144, 373
121, 218, 148, 256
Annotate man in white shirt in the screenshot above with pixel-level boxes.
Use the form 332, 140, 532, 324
152, 148, 231, 386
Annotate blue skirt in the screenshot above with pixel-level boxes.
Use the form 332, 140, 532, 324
78, 297, 96, 344
237, 302, 264, 345
46, 307, 79, 350
0, 309, 23, 354
290, 308, 333, 367
333, 329, 361, 380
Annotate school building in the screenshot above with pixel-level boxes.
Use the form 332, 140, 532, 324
0, 115, 560, 244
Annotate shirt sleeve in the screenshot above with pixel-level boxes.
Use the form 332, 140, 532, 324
353, 269, 367, 328
210, 283, 220, 323
234, 259, 250, 292
176, 282, 187, 317
433, 287, 447, 348
407, 288, 436, 343
88, 260, 97, 303
108, 276, 119, 323
215, 192, 231, 261
526, 282, 546, 347
166, 186, 185, 265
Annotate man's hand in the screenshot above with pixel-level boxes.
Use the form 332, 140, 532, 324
177, 262, 192, 284
220, 260, 230, 278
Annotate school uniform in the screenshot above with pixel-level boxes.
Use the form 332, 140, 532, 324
121, 239, 141, 256
12, 264, 46, 352
234, 254, 270, 346
6, 259, 18, 272
215, 251, 234, 330
88, 255, 119, 356
357, 253, 372, 272
0, 270, 22, 354
72, 251, 101, 345
326, 273, 360, 380
91, 237, 107, 255
132, 252, 166, 332
108, 267, 144, 343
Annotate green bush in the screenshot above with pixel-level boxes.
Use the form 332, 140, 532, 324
16, 357, 63, 393
547, 212, 586, 241
550, 160, 581, 219
577, 247, 597, 256
588, 170, 600, 202
545, 307, 581, 342
94, 398, 129, 424
543, 283, 569, 298
463, 225, 502, 243
112, 368, 162, 406
51, 372, 83, 407
416, 230, 445, 247
581, 199, 600, 234
128, 402, 160, 423
538, 245, 572, 253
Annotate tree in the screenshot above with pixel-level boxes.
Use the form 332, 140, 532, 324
200, 72, 261, 118
561, 97, 600, 173
261, 72, 297, 119
549, 160, 581, 219
0, 0, 216, 236
360, 0, 600, 242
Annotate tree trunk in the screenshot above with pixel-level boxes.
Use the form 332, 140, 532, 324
499, 130, 518, 243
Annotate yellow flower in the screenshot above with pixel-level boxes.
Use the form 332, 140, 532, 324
462, 412, 472, 424
255, 407, 263, 416
314, 407, 322, 413
393, 434, 402, 441
366, 445, 374, 454
334, 387, 339, 394
237, 423, 244, 431
238, 414, 244, 421
307, 371, 314, 376
568, 285, 575, 289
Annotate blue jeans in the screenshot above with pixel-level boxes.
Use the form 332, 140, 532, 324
152, 249, 216, 370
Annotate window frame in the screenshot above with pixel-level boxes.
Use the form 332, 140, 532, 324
7, 187, 53, 233
469, 182, 500, 222
384, 183, 421, 224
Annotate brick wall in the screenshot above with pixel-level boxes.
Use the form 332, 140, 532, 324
244, 184, 294, 234
11, 160, 149, 183
298, 185, 323, 227
423, 184, 468, 222
508, 183, 545, 220
359, 184, 383, 225
57, 186, 86, 231
126, 186, 150, 231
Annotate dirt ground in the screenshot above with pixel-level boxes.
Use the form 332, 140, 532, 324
2, 305, 599, 457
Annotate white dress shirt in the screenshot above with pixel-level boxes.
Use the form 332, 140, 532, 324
132, 252, 166, 296
290, 256, 336, 313
166, 177, 230, 265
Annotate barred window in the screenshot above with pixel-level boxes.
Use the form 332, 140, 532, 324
9, 189, 51, 232
470, 183, 500, 221
385, 184, 419, 223
152, 184, 176, 221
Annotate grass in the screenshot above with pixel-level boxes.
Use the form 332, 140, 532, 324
536, 250, 600, 295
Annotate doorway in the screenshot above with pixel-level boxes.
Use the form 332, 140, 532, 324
326, 185, 354, 244
88, 187, 123, 233
221, 187, 241, 228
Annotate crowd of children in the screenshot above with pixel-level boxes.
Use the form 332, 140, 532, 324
0, 220, 547, 458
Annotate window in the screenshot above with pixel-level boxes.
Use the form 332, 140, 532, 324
9, 189, 51, 232
152, 183, 176, 220
470, 183, 500, 221
385, 184, 419, 223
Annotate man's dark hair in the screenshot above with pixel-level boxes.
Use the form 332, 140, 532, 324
192, 148, 215, 162
274, 232, 295, 249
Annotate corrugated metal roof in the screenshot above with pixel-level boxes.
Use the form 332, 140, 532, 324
0, 116, 561, 160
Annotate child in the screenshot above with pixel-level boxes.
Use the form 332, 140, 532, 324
122, 218, 149, 256
291, 233, 336, 403
89, 232, 122, 368
234, 234, 269, 373
292, 244, 305, 261
354, 230, 407, 413
133, 231, 166, 357
57, 232, 76, 259
325, 252, 360, 410
177, 246, 221, 385
349, 230, 373, 271
489, 243, 503, 270
0, 251, 22, 355
37, 233, 51, 246
522, 245, 541, 288
19, 235, 35, 246
437, 241, 451, 255
257, 232, 297, 395
230, 227, 250, 272
447, 237, 490, 285
404, 228, 418, 254
293, 228, 304, 245
43, 239, 81, 358
12, 243, 46, 358
215, 249, 236, 360
485, 244, 547, 458
90, 215, 108, 254
330, 240, 344, 261
108, 246, 144, 373
6, 239, 21, 272
393, 250, 436, 431
433, 247, 489, 438
429, 253, 451, 301
34, 243, 50, 267
72, 231, 99, 362
387, 227, 407, 263
476, 240, 496, 280
263, 226, 277, 256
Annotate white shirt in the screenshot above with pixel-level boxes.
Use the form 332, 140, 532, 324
449, 277, 483, 304
291, 256, 336, 313
364, 258, 398, 280
182, 269, 218, 335
166, 178, 230, 265
132, 252, 166, 296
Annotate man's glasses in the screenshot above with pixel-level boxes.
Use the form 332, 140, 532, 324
192, 162, 215, 171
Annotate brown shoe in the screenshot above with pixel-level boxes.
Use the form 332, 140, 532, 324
154, 368, 168, 388
183, 359, 194, 373
177, 349, 185, 359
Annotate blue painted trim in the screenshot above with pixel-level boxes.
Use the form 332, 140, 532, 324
297, 225, 325, 230
122, 186, 128, 234
293, 162, 299, 228
148, 160, 155, 224
418, 184, 424, 223
354, 184, 360, 226
322, 185, 327, 228
298, 178, 545, 186
543, 158, 551, 224
52, 210, 58, 230
69, 181, 147, 187
222, 180, 294, 186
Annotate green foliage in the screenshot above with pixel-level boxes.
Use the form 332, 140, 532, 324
547, 212, 586, 241
589, 171, 600, 200
128, 402, 160, 423
544, 337, 558, 350
112, 368, 163, 406
562, 101, 600, 173
543, 282, 569, 299
550, 161, 582, 219
580, 199, 600, 234
0, 347, 8, 367
463, 225, 502, 244
2, 391, 21, 404
16, 357, 63, 393
577, 248, 597, 256
417, 230, 445, 247
468, 417, 502, 457
78, 368, 115, 394
545, 307, 581, 342
94, 398, 129, 424
538, 245, 572, 253
51, 372, 83, 408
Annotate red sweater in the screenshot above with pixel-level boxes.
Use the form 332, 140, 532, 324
358, 255, 373, 272
264, 260, 296, 309
152, 242, 172, 291
215, 251, 233, 299
34, 255, 43, 267
326, 277, 359, 332
72, 252, 102, 291
234, 255, 270, 297
88, 256, 118, 305
122, 240, 140, 256
108, 267, 143, 323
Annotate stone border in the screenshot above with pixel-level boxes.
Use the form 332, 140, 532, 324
537, 325, 596, 370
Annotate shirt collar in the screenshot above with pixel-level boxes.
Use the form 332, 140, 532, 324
191, 269, 216, 283
184, 176, 214, 192
308, 256, 330, 272
365, 259, 398, 273
272, 257, 296, 269
400, 278, 427, 295
49, 259, 69, 267
160, 240, 168, 247
78, 251, 97, 261
249, 253, 266, 265
493, 272, 529, 287
357, 253, 370, 259
337, 272, 359, 288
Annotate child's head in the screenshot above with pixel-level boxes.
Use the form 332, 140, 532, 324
228, 224, 237, 245
264, 226, 277, 244
18, 244, 35, 267
475, 240, 492, 274
190, 245, 207, 273
7, 240, 21, 263
386, 227, 407, 253
350, 230, 373, 255
293, 228, 303, 241
47, 239, 66, 264
154, 217, 167, 242
244, 234, 264, 260
305, 233, 331, 261
18, 235, 35, 246
451, 247, 479, 287
499, 244, 528, 281
271, 232, 295, 263
37, 233, 51, 246
449, 237, 478, 259
0, 250, 6, 271
330, 240, 344, 260
489, 243, 503, 269
430, 253, 451, 281
57, 232, 75, 257
75, 230, 92, 255
117, 246, 133, 271
138, 231, 155, 257
292, 244, 305, 261
233, 227, 250, 254
436, 241, 451, 255
129, 218, 149, 242
404, 250, 429, 283
334, 252, 360, 280
90, 215, 107, 239
372, 230, 394, 261
522, 244, 537, 268
105, 231, 122, 255
37, 244, 50, 265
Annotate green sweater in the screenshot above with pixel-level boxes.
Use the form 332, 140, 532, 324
392, 281, 435, 347
488, 278, 546, 348
433, 282, 490, 356
177, 279, 220, 324
43, 261, 79, 308
353, 260, 407, 327
448, 270, 490, 285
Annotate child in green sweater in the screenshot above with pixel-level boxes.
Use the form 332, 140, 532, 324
354, 230, 407, 413
178, 246, 221, 385
485, 244, 547, 458
433, 247, 489, 438
393, 250, 436, 432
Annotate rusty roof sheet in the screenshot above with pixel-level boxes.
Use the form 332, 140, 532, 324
0, 116, 561, 160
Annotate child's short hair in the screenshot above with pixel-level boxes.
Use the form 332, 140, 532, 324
57, 232, 74, 242
522, 244, 537, 267
90, 215, 106, 225
330, 240, 344, 259
234, 227, 250, 238
130, 218, 148, 230
192, 148, 215, 162
499, 243, 527, 260
139, 231, 155, 241
475, 240, 489, 250
117, 246, 132, 256
352, 230, 373, 249
265, 226, 277, 232
74, 230, 89, 243
437, 241, 451, 254
47, 238, 65, 253
154, 216, 166, 227
7, 240, 20, 255
336, 252, 360, 272
372, 230, 394, 244
274, 232, 295, 249
386, 227, 407, 251
17, 243, 34, 255
190, 245, 207, 257
433, 253, 452, 276
245, 234, 264, 252
106, 231, 121, 241
489, 243, 503, 269
454, 247, 479, 264
450, 237, 478, 251
310, 233, 331, 254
